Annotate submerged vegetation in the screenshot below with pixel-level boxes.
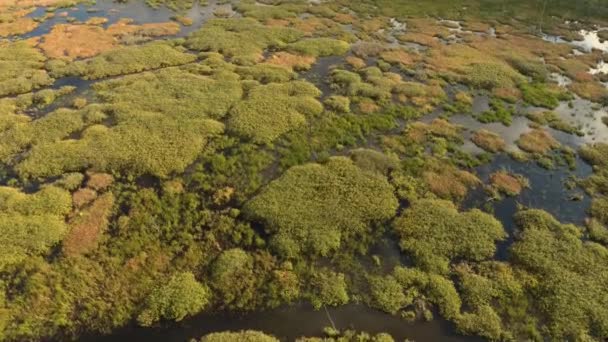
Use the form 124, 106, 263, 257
1, 0, 608, 341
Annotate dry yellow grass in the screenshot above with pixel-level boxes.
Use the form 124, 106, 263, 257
517, 129, 560, 154
489, 171, 527, 196
266, 52, 316, 70
0, 9, 38, 37
38, 20, 180, 60
86, 172, 114, 191
424, 168, 480, 200
471, 129, 506, 152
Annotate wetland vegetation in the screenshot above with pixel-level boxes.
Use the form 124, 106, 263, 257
1, 0, 608, 341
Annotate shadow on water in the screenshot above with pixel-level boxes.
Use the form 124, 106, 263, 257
81, 303, 481, 342
463, 153, 592, 260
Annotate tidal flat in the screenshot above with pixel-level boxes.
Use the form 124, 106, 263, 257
1, 0, 608, 341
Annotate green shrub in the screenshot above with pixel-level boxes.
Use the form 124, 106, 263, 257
308, 269, 349, 309
0, 186, 71, 267
48, 42, 197, 80
186, 18, 302, 65
394, 199, 505, 274
199, 331, 279, 342
137, 272, 210, 326
0, 41, 53, 97
227, 81, 323, 144
245, 157, 398, 257
324, 95, 351, 113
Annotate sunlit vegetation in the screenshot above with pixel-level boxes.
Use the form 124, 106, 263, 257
47, 41, 197, 79
186, 18, 303, 65
510, 209, 608, 340
517, 129, 560, 154
0, 186, 71, 267
38, 20, 181, 60
245, 157, 398, 258
488, 171, 528, 197
0, 9, 38, 37
1, 0, 608, 341
394, 199, 505, 273
137, 272, 210, 326
228, 81, 323, 143
199, 330, 279, 342
526, 110, 582, 136
471, 129, 506, 152
0, 41, 53, 97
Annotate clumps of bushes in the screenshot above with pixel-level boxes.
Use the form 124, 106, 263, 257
137, 272, 210, 326
510, 209, 608, 340
227, 81, 323, 144
471, 129, 506, 152
324, 95, 351, 113
466, 62, 525, 91
265, 52, 316, 71
287, 38, 350, 57
0, 41, 53, 97
369, 266, 462, 323
199, 331, 279, 342
235, 63, 296, 83
16, 113, 224, 179
406, 119, 463, 144
516, 129, 560, 154
307, 268, 349, 309
526, 110, 582, 136
93, 67, 243, 119
488, 171, 529, 197
422, 167, 481, 200
0, 186, 72, 267
393, 199, 505, 274
519, 82, 571, 109
244, 157, 398, 258
47, 41, 198, 80
476, 98, 515, 125
186, 18, 302, 65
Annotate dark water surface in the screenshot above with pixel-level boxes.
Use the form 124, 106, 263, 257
83, 304, 479, 342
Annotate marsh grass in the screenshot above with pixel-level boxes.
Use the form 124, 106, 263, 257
48, 41, 197, 80
0, 41, 53, 97
186, 18, 302, 65
227, 81, 323, 144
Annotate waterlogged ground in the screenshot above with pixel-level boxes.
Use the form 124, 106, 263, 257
1, 0, 608, 341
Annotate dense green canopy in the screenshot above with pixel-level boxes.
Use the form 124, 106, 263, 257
245, 157, 399, 258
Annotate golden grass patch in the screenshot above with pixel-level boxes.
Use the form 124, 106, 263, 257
266, 52, 316, 70
38, 20, 180, 60
424, 168, 480, 200
517, 129, 560, 154
489, 171, 528, 196
471, 129, 506, 152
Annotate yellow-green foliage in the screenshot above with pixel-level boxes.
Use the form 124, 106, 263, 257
48, 42, 197, 80
146, 0, 195, 11
287, 38, 350, 57
235, 2, 305, 20
0, 186, 71, 267
17, 113, 224, 179
137, 272, 210, 326
0, 41, 53, 97
245, 157, 399, 258
93, 67, 243, 119
186, 18, 303, 65
580, 143, 608, 196
308, 268, 349, 309
394, 199, 506, 274
228, 81, 323, 144
235, 63, 296, 83
0, 108, 86, 163
200, 330, 279, 342
511, 209, 608, 340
